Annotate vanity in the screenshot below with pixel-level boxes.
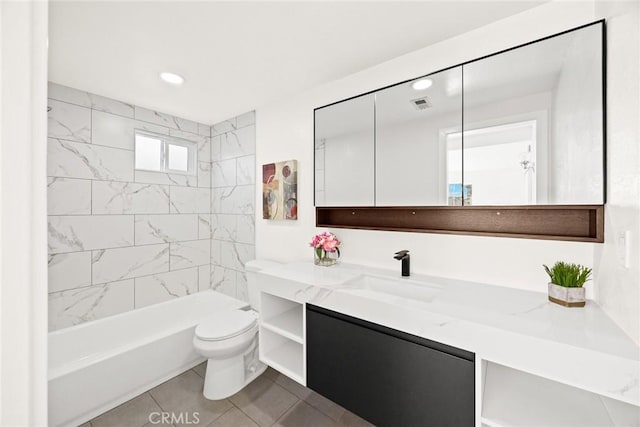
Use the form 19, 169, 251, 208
257, 262, 639, 426
255, 18, 637, 427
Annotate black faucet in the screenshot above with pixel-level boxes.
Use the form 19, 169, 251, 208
394, 250, 410, 277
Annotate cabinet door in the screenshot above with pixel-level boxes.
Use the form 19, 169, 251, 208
462, 22, 603, 206
314, 94, 375, 207
306, 305, 475, 427
375, 67, 463, 206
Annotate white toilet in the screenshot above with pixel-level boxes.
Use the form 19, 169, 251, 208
193, 260, 280, 400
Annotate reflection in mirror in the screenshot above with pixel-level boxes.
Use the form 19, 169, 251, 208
462, 22, 603, 205
375, 67, 463, 206
448, 121, 538, 205
315, 94, 375, 206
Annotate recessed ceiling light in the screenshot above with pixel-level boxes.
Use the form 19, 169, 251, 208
412, 78, 433, 91
160, 72, 185, 85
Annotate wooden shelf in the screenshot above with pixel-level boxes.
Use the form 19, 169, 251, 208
262, 305, 303, 344
316, 205, 604, 243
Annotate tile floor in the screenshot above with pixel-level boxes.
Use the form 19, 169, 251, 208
82, 364, 374, 427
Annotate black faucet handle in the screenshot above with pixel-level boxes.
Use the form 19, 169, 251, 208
394, 250, 410, 259
394, 250, 411, 276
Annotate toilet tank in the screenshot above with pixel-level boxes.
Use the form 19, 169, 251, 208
245, 260, 281, 311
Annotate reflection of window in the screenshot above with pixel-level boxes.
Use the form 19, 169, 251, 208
135, 131, 197, 175
448, 183, 473, 206
445, 120, 537, 205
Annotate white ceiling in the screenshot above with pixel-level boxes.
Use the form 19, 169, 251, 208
48, 1, 547, 125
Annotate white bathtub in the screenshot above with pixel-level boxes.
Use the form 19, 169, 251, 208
48, 290, 249, 427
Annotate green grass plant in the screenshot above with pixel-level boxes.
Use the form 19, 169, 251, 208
543, 261, 592, 288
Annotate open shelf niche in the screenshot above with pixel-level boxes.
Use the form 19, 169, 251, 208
481, 361, 639, 426
259, 293, 305, 385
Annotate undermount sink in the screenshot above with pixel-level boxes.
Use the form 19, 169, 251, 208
341, 274, 443, 307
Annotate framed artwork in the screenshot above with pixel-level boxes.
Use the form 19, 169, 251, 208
262, 160, 298, 220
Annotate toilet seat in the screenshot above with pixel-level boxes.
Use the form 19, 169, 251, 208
195, 310, 258, 342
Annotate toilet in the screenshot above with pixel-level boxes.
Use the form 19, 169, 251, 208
193, 260, 280, 400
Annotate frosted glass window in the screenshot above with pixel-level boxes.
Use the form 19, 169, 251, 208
135, 134, 163, 171
168, 143, 189, 172
134, 131, 197, 175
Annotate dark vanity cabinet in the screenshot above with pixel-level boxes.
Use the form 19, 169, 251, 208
306, 304, 475, 427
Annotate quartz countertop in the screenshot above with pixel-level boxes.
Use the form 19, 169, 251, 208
258, 261, 640, 407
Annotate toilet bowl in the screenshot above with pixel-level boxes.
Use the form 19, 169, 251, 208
193, 260, 280, 400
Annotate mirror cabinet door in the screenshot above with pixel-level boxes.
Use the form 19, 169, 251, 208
375, 67, 463, 206
462, 22, 604, 206
314, 22, 604, 209
315, 94, 375, 207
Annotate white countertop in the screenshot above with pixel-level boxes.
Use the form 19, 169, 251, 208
258, 261, 640, 407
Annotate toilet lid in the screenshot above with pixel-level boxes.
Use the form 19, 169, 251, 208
195, 310, 257, 341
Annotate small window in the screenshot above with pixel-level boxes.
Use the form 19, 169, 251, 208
167, 142, 190, 173
134, 131, 197, 175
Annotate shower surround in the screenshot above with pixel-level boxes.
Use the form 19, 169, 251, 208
47, 82, 255, 330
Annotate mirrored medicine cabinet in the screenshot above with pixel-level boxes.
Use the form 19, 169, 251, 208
314, 21, 605, 242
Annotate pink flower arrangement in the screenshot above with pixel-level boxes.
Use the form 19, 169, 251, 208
309, 231, 341, 257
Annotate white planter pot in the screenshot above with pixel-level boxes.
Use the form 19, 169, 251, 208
548, 283, 585, 307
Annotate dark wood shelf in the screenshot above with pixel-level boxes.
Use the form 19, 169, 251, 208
316, 205, 604, 243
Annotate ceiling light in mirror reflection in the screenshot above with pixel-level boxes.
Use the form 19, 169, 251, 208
160, 72, 185, 85
411, 78, 433, 90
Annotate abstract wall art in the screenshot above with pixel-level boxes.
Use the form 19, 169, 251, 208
262, 160, 298, 220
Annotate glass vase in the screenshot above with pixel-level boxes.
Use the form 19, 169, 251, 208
314, 249, 339, 267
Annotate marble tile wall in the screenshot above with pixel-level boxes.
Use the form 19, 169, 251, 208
208, 112, 256, 301
47, 82, 213, 331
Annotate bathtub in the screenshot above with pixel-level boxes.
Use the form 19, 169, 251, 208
48, 290, 249, 427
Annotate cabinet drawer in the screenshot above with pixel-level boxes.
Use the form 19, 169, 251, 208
306, 304, 475, 427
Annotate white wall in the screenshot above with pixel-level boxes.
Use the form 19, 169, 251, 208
0, 1, 49, 424
593, 0, 640, 344
256, 0, 640, 344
